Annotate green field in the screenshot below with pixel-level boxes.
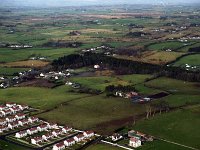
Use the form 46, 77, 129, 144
0, 85, 89, 110
145, 77, 200, 95
0, 140, 30, 150
86, 143, 123, 150
37, 94, 146, 134
172, 54, 200, 70
138, 140, 191, 150
133, 105, 200, 149
70, 74, 151, 91
0, 67, 29, 76
147, 41, 192, 51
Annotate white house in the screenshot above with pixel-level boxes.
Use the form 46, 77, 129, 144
53, 142, 65, 150
8, 121, 19, 129
0, 119, 7, 125
6, 116, 17, 123
28, 117, 39, 123
64, 138, 75, 147
83, 131, 95, 138
0, 105, 6, 111
111, 133, 123, 141
94, 64, 100, 69
0, 126, 8, 133
6, 102, 16, 108
15, 131, 27, 138
42, 133, 54, 141
18, 119, 29, 126
129, 137, 142, 148
27, 127, 38, 135
15, 113, 26, 120
31, 137, 43, 145
52, 129, 63, 137
74, 134, 85, 142
62, 127, 72, 133
17, 104, 29, 110
2, 109, 12, 116
37, 124, 49, 132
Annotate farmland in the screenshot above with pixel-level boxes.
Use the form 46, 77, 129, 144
0, 2, 199, 150
133, 105, 200, 149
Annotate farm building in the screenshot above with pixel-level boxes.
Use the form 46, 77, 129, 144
83, 131, 95, 138
15, 131, 27, 138
64, 138, 75, 147
53, 142, 65, 150
74, 134, 85, 142
129, 137, 142, 148
111, 133, 123, 141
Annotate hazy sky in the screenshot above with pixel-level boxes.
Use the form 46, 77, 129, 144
1, 0, 200, 7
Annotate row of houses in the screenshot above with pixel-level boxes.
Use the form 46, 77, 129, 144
0, 104, 29, 118
31, 126, 72, 145
53, 131, 95, 150
0, 116, 39, 133
15, 122, 58, 139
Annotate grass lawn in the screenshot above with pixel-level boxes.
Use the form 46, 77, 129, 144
37, 94, 146, 134
145, 77, 200, 95
133, 105, 200, 149
138, 140, 191, 150
0, 85, 89, 110
0, 140, 31, 150
86, 143, 123, 150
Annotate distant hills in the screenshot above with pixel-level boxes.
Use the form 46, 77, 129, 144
1, 0, 200, 8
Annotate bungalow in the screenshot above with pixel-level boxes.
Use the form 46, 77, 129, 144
111, 133, 123, 141
74, 134, 85, 142
31, 137, 43, 145
15, 113, 26, 120
18, 119, 29, 126
2, 109, 12, 116
62, 127, 72, 133
0, 105, 6, 111
83, 131, 95, 138
0, 111, 5, 117
42, 133, 54, 141
11, 106, 21, 113
53, 142, 65, 150
17, 104, 29, 110
8, 121, 19, 129
52, 129, 63, 137
64, 138, 75, 147
6, 116, 17, 123
37, 124, 49, 132
27, 127, 38, 135
15, 130, 27, 138
129, 137, 142, 148
6, 102, 16, 108
0, 125, 8, 132
28, 117, 39, 123
48, 123, 58, 129
0, 119, 7, 126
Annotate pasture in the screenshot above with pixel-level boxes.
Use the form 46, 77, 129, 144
133, 105, 200, 149
37, 94, 146, 134
171, 54, 200, 70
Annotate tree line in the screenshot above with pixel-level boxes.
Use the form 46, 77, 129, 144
52, 52, 200, 82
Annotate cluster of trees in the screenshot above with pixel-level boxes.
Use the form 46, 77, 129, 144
105, 85, 136, 96
52, 53, 200, 82
43, 41, 82, 48
188, 47, 200, 52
